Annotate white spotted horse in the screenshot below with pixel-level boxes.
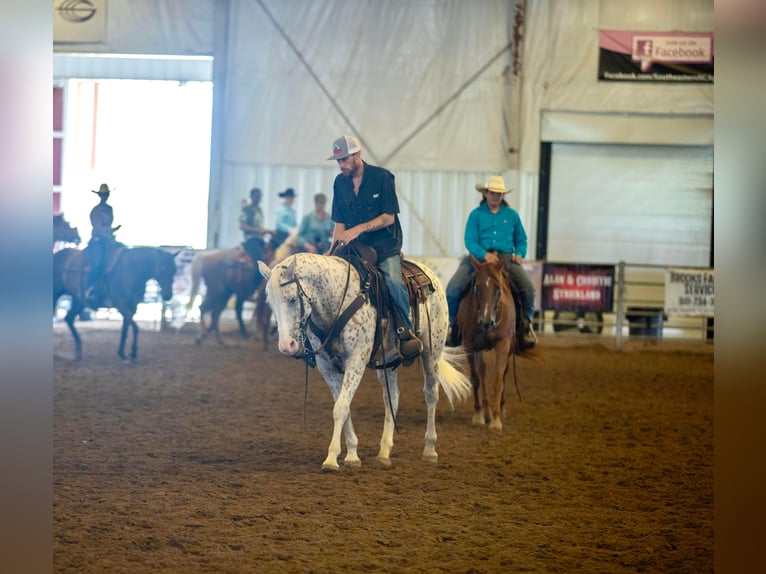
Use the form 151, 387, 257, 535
258, 248, 471, 471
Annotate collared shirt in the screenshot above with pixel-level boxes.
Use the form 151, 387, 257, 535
296, 210, 334, 250
275, 203, 297, 234
464, 202, 528, 261
331, 161, 402, 260
240, 203, 265, 239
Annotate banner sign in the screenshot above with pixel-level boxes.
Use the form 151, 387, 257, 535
53, 0, 107, 43
541, 263, 615, 312
664, 268, 714, 316
599, 30, 713, 83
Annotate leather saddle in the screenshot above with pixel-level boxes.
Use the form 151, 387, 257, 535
329, 240, 435, 369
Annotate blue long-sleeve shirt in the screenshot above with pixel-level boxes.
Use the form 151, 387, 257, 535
464, 203, 528, 260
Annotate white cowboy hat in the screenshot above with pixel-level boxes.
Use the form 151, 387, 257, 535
475, 175, 511, 194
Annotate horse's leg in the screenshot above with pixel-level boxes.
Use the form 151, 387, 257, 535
211, 303, 226, 345
375, 367, 399, 466
468, 351, 485, 425
118, 315, 137, 362
488, 340, 511, 431
317, 356, 364, 471
420, 353, 441, 462
235, 296, 250, 339
129, 316, 139, 362
64, 301, 83, 361
195, 299, 210, 345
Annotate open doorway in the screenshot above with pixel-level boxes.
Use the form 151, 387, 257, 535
57, 78, 212, 249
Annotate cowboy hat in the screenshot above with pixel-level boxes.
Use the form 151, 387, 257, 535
278, 188, 296, 198
92, 183, 111, 195
475, 176, 511, 194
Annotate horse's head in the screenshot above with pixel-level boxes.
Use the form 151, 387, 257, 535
259, 255, 310, 357
53, 214, 81, 246
156, 250, 179, 302
470, 256, 514, 334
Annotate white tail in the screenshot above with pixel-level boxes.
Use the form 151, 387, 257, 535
435, 346, 472, 409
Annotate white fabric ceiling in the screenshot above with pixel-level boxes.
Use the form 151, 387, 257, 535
223, 0, 516, 171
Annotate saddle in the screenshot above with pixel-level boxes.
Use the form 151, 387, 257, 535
329, 240, 435, 369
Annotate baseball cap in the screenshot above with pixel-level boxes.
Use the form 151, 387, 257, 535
327, 135, 361, 160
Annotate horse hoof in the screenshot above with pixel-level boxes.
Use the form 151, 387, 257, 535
375, 457, 392, 468
321, 463, 339, 473
472, 413, 486, 426
421, 453, 438, 464
488, 419, 503, 432
344, 459, 362, 468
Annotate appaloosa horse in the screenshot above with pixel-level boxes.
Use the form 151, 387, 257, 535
456, 255, 533, 431
258, 253, 471, 471
54, 246, 177, 361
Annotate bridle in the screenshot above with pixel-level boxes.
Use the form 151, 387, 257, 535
278, 257, 361, 368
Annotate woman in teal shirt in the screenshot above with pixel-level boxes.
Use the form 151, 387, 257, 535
446, 176, 537, 349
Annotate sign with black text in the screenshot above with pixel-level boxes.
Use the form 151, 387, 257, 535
664, 268, 714, 316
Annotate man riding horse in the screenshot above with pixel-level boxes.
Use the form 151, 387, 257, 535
84, 183, 121, 309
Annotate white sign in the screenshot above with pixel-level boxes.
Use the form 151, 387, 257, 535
53, 0, 106, 43
664, 268, 714, 316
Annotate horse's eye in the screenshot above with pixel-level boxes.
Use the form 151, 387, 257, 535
288, 297, 297, 306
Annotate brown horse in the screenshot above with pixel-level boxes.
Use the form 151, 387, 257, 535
456, 255, 530, 430
53, 246, 177, 362
187, 244, 274, 345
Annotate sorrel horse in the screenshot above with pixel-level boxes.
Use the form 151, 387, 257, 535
258, 253, 471, 471
53, 246, 177, 362
456, 255, 531, 431
187, 245, 273, 345
53, 214, 81, 249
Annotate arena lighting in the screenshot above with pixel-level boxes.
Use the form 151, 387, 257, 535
56, 0, 96, 24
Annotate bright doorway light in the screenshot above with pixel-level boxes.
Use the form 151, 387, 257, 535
61, 79, 212, 249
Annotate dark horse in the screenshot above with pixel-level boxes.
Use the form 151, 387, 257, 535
53, 214, 81, 248
456, 255, 533, 430
187, 244, 273, 346
54, 246, 177, 362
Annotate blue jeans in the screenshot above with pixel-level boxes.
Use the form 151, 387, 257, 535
446, 255, 536, 323
378, 254, 413, 331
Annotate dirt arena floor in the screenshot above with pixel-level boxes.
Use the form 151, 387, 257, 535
53, 316, 713, 573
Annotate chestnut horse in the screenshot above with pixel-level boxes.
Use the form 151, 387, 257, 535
456, 255, 531, 430
187, 242, 276, 345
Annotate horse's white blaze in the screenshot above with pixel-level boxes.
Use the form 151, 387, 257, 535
263, 253, 470, 469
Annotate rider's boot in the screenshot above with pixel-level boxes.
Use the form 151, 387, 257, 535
518, 316, 538, 350
397, 326, 423, 366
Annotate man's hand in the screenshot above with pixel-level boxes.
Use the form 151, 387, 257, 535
484, 251, 499, 264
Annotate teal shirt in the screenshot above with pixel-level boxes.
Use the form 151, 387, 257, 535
296, 211, 334, 250
464, 203, 528, 260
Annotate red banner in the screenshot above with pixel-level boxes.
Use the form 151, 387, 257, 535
541, 263, 615, 313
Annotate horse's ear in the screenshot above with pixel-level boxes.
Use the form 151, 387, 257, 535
257, 260, 272, 280
285, 255, 297, 279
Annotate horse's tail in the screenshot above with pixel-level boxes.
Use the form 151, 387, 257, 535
435, 346, 472, 410
187, 252, 206, 312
